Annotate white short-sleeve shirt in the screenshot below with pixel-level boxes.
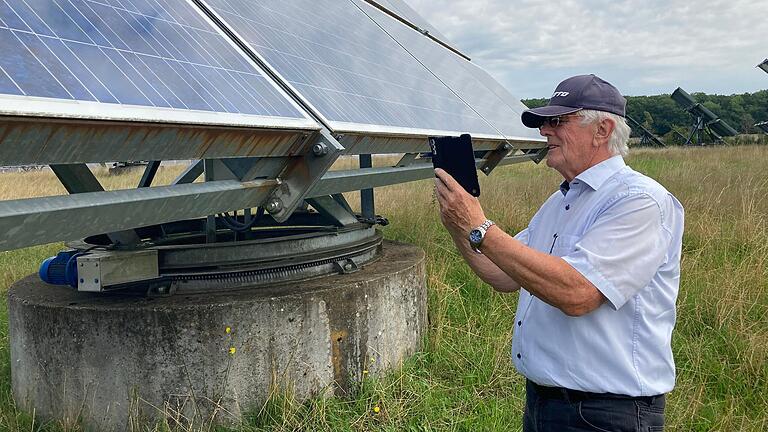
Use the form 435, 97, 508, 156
511, 156, 684, 396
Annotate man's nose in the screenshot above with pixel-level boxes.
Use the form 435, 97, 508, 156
539, 124, 553, 137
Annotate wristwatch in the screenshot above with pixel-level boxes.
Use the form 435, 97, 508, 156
469, 219, 495, 253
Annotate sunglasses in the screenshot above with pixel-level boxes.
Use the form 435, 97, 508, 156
541, 114, 580, 129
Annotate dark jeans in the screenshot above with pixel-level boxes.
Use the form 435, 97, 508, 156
524, 379, 666, 432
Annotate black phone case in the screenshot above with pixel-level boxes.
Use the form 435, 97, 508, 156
430, 134, 480, 197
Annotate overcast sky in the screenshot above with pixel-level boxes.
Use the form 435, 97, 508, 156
405, 0, 768, 98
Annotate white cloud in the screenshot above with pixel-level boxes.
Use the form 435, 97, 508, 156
404, 0, 768, 97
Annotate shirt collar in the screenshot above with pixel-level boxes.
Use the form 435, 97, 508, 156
572, 155, 626, 191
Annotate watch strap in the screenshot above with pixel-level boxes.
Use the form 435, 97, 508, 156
469, 219, 495, 252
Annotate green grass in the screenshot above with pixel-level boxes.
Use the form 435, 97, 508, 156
1, 146, 767, 431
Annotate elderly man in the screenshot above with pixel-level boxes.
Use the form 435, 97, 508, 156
435, 74, 684, 431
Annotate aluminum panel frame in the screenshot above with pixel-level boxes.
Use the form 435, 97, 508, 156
0, 95, 320, 131
0, 116, 314, 166
337, 133, 545, 155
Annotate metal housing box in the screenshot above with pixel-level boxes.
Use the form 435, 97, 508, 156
77, 250, 159, 292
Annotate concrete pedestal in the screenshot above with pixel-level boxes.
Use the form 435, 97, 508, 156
8, 241, 426, 431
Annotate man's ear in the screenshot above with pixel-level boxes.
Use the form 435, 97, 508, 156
594, 118, 615, 146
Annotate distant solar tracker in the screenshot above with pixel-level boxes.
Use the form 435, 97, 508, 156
356, 0, 539, 142
0, 0, 316, 129
626, 115, 665, 147
756, 121, 768, 134
671, 87, 738, 145
758, 59, 768, 74
198, 0, 504, 139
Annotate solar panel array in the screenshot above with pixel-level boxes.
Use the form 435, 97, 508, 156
200, 0, 503, 138
0, 0, 312, 124
0, 0, 540, 143
356, 0, 539, 141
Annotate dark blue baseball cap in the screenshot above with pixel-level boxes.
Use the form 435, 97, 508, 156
522, 74, 626, 128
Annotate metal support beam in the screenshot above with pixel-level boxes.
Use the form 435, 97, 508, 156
306, 196, 358, 226
204, 160, 217, 243
0, 179, 279, 252
359, 154, 375, 220
332, 194, 354, 214
138, 161, 161, 188
173, 160, 204, 185
394, 152, 420, 167
50, 163, 104, 193
309, 153, 535, 197
50, 163, 141, 245
264, 129, 344, 222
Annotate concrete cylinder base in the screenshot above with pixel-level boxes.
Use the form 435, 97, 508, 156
8, 241, 426, 431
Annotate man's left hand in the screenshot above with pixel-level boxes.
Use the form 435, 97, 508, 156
434, 168, 487, 237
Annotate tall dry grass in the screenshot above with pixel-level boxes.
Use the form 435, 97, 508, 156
0, 146, 766, 431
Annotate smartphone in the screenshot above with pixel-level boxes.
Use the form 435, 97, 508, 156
430, 134, 480, 197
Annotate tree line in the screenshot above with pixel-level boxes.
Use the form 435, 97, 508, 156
523, 90, 768, 144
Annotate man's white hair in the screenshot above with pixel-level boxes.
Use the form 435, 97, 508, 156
578, 110, 631, 157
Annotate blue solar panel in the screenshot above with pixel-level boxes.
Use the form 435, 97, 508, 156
357, 0, 540, 141
199, 0, 501, 138
0, 0, 313, 124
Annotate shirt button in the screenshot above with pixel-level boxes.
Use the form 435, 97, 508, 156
517, 321, 522, 327
517, 353, 522, 359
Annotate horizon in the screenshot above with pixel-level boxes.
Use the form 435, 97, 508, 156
406, 0, 768, 99
521, 87, 768, 100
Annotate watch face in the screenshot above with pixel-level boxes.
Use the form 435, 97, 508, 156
469, 229, 483, 243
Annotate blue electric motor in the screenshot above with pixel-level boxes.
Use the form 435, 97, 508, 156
39, 250, 81, 288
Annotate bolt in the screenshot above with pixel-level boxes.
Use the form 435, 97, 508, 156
483, 166, 491, 173
503, 143, 512, 151
343, 263, 354, 272
312, 143, 329, 156
265, 198, 283, 214
157, 286, 167, 294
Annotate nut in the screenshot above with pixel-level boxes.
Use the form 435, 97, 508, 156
312, 143, 329, 156
265, 199, 283, 214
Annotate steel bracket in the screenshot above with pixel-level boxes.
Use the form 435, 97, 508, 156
265, 129, 344, 222
334, 258, 359, 274
479, 142, 513, 175
530, 147, 549, 164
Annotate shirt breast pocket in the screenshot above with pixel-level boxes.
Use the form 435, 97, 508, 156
550, 234, 580, 257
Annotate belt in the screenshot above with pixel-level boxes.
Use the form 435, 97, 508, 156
527, 379, 663, 405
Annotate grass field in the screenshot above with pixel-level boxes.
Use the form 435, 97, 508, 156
0, 146, 766, 431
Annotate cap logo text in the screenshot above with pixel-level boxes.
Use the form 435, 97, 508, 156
552, 91, 570, 98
